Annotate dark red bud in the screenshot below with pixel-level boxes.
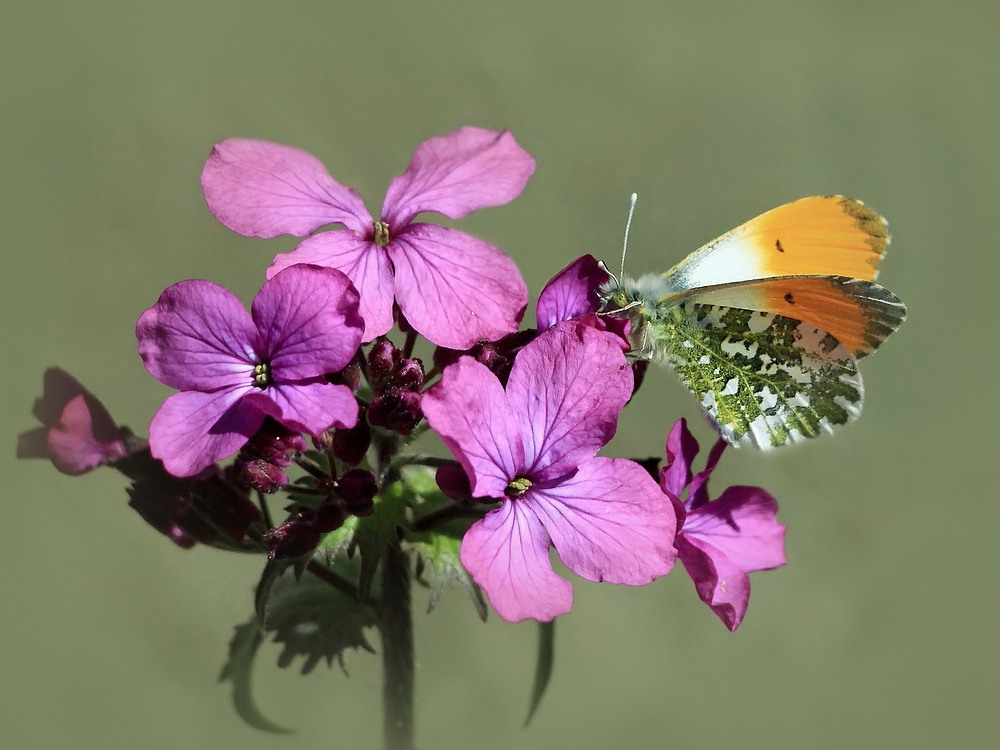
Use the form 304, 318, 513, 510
265, 521, 320, 560
336, 469, 378, 515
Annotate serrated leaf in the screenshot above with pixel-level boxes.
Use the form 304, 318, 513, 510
405, 526, 487, 620
524, 620, 555, 727
219, 621, 292, 734
254, 558, 294, 622
265, 564, 377, 675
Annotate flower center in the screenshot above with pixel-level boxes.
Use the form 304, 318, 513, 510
252, 362, 272, 389
505, 476, 532, 498
373, 221, 391, 247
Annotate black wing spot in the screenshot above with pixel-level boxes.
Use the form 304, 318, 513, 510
783, 292, 795, 304
775, 239, 785, 253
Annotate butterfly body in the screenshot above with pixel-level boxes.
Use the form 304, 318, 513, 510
599, 196, 905, 449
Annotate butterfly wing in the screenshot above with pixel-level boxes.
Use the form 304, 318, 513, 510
665, 275, 906, 359
655, 302, 864, 449
662, 196, 889, 293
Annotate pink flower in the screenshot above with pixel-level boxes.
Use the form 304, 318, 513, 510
201, 126, 534, 349
422, 322, 677, 622
136, 265, 363, 477
17, 368, 131, 475
536, 254, 631, 347
661, 419, 787, 630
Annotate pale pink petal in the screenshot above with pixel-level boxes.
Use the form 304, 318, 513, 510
676, 535, 752, 631
421, 357, 524, 498
535, 255, 609, 329
390, 224, 527, 349
136, 280, 258, 391
201, 138, 371, 237
506, 323, 631, 479
245, 381, 358, 436
267, 232, 395, 342
17, 369, 127, 475
44, 394, 128, 474
682, 486, 787, 572
460, 500, 572, 623
251, 265, 363, 378
381, 127, 535, 227
148, 389, 263, 477
530, 457, 677, 585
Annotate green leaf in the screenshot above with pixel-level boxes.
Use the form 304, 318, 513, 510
352, 481, 409, 598
524, 619, 555, 727
405, 526, 487, 620
265, 564, 377, 675
219, 621, 292, 734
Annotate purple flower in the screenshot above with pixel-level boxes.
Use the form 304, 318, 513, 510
17, 368, 131, 475
201, 126, 534, 349
661, 419, 787, 631
536, 254, 631, 347
422, 322, 677, 622
136, 265, 363, 477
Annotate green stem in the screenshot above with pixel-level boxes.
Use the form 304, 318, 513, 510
379, 540, 415, 750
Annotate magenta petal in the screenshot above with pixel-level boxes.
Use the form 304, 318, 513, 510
149, 389, 264, 476
421, 357, 524, 498
682, 485, 787, 572
661, 418, 700, 498
390, 224, 527, 349
381, 127, 535, 227
251, 265, 364, 378
535, 255, 610, 329
676, 535, 752, 631
201, 138, 372, 237
506, 323, 631, 479
460, 500, 572, 623
268, 232, 395, 342
532, 457, 677, 584
137, 280, 258, 391
248, 381, 358, 436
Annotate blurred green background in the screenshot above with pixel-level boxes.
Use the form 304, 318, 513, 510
4, 1, 995, 748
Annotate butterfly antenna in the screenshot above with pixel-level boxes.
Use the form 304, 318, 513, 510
619, 192, 638, 279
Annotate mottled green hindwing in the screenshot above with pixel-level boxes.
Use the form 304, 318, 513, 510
654, 303, 864, 448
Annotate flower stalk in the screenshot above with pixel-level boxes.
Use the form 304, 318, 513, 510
379, 540, 415, 750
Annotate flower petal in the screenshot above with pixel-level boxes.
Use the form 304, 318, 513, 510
682, 485, 787, 572
17, 368, 128, 475
421, 356, 524, 498
676, 535, 752, 631
44, 394, 128, 474
661, 418, 700, 499
149, 389, 263, 477
381, 127, 535, 227
267, 232, 395, 342
251, 265, 364, 378
460, 500, 572, 623
688, 437, 729, 510
390, 224, 527, 349
531, 457, 677, 585
535, 255, 609, 329
245, 380, 359, 437
201, 138, 371, 237
506, 323, 631, 479
136, 280, 258, 391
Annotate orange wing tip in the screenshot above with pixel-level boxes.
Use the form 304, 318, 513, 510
835, 196, 889, 262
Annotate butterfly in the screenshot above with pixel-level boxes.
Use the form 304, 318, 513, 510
598, 195, 906, 449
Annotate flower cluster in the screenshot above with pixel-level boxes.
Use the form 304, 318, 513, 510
19, 126, 790, 729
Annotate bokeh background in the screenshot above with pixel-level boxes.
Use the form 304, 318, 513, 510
4, 1, 995, 748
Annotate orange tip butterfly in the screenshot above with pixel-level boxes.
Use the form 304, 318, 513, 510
598, 194, 906, 449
